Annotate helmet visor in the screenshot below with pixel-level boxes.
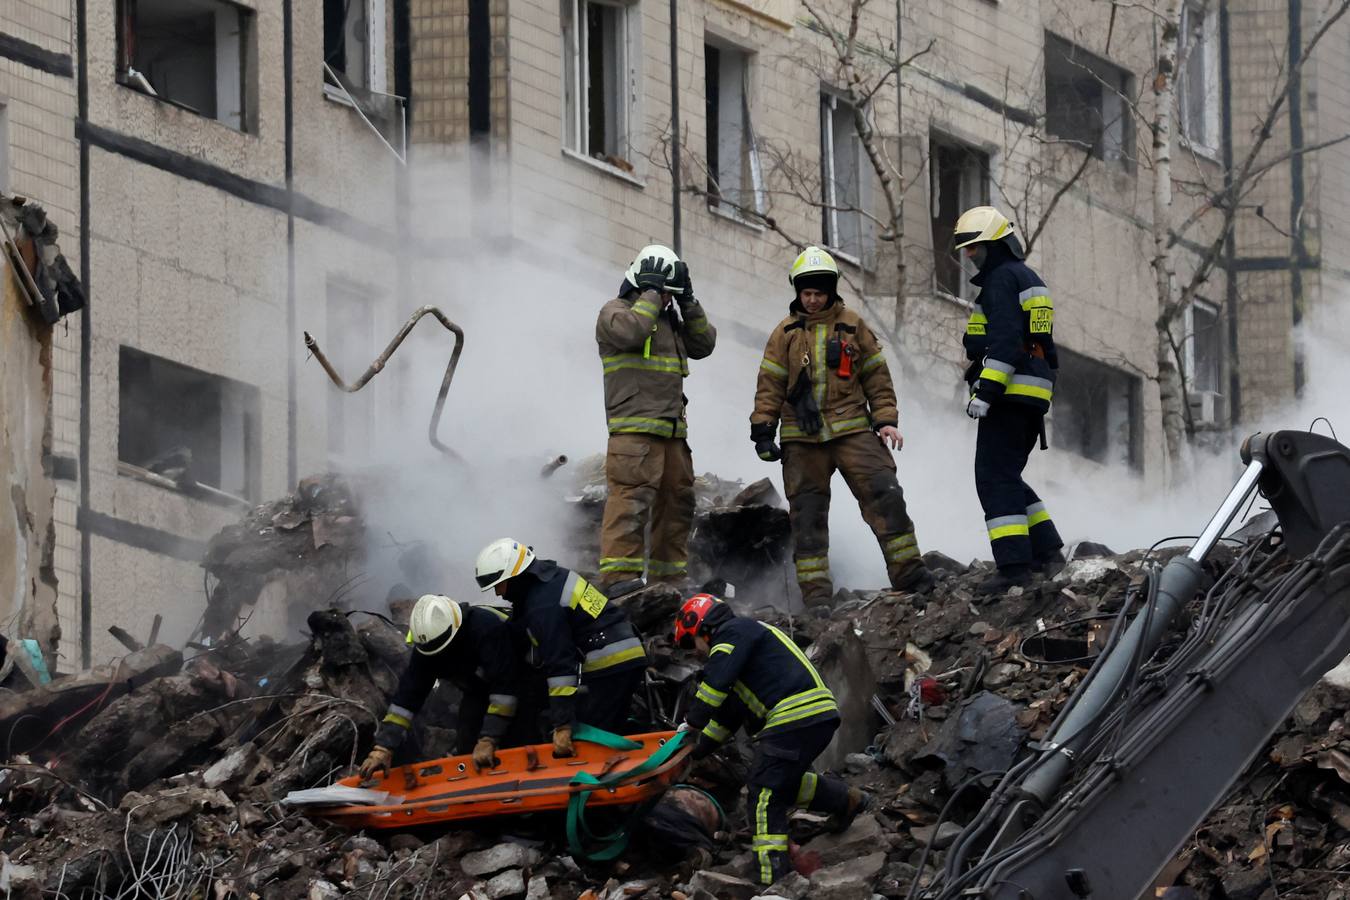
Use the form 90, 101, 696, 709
475, 570, 504, 590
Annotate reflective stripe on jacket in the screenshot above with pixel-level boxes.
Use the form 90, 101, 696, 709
962, 257, 1058, 413
751, 299, 897, 443
596, 289, 716, 438
506, 559, 648, 728
684, 616, 839, 744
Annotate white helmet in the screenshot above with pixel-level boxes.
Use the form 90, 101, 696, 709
408, 594, 464, 655
624, 243, 682, 292
952, 206, 1025, 258
475, 538, 537, 592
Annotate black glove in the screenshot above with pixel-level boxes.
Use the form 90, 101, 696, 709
786, 370, 824, 436
669, 261, 694, 301
751, 422, 782, 462
692, 735, 720, 760
635, 255, 672, 292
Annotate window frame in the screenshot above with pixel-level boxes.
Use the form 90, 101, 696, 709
929, 130, 992, 302
819, 90, 869, 266
704, 38, 765, 222
1043, 32, 1134, 166
115, 0, 254, 132
1184, 297, 1223, 398
562, 0, 637, 168
1178, 1, 1220, 155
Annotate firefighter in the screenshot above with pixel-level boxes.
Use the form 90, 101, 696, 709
474, 538, 648, 755
595, 245, 717, 595
751, 247, 933, 606
675, 594, 870, 885
953, 206, 1065, 595
359, 594, 539, 778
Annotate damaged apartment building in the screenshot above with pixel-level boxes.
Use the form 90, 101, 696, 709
2, 0, 1346, 671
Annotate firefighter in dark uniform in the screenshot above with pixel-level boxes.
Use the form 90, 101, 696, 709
674, 594, 870, 886
359, 594, 539, 778
954, 206, 1065, 595
474, 538, 648, 755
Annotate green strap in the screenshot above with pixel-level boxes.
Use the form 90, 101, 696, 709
564, 727, 692, 861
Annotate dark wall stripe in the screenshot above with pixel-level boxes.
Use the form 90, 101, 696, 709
76, 0, 92, 670
77, 120, 402, 252
0, 30, 74, 78
284, 0, 297, 488
1233, 255, 1320, 272
78, 510, 209, 563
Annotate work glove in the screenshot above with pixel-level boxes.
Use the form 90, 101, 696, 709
358, 745, 392, 780
472, 736, 499, 771
551, 725, 575, 759
755, 440, 782, 462
692, 735, 720, 761
669, 261, 695, 301
966, 396, 991, 419
786, 370, 824, 436
635, 256, 672, 293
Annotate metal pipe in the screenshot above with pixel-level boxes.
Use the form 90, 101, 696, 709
540, 455, 569, 478
1187, 459, 1265, 561
669, 0, 682, 255
304, 305, 464, 457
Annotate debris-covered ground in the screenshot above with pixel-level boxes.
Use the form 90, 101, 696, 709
2, 475, 1348, 900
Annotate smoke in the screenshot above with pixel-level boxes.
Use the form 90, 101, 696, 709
295, 157, 1350, 613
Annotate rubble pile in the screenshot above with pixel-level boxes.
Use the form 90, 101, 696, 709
3, 496, 1349, 898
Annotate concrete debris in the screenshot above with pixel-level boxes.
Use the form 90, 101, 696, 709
3, 476, 1347, 899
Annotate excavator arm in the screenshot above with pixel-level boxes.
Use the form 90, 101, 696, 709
926, 430, 1350, 899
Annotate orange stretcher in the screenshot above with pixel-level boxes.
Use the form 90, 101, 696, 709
312, 729, 690, 830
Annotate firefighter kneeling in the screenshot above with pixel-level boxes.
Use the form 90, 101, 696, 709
675, 595, 870, 885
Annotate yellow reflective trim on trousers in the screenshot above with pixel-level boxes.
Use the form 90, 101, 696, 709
797, 570, 831, 583
989, 524, 1031, 540
1028, 508, 1052, 527
795, 556, 828, 572
760, 357, 788, 378
1006, 382, 1053, 402
382, 712, 412, 729
580, 644, 647, 673
756, 788, 774, 884
796, 772, 818, 806
734, 682, 769, 718
696, 682, 727, 707
752, 836, 789, 851
598, 557, 644, 573
549, 685, 579, 697
648, 559, 687, 575
979, 366, 1011, 386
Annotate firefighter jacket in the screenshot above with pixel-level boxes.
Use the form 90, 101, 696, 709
684, 615, 840, 746
596, 287, 717, 440
752, 299, 897, 443
504, 558, 648, 728
962, 248, 1058, 414
376, 604, 523, 749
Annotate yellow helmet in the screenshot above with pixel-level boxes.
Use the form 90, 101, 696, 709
953, 206, 1016, 249
789, 246, 839, 287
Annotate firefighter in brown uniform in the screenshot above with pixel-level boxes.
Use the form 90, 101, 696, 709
595, 245, 716, 595
751, 247, 933, 606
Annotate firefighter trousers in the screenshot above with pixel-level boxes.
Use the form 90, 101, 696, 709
782, 431, 922, 607
974, 403, 1064, 571
577, 667, 644, 734
599, 433, 695, 587
747, 719, 850, 884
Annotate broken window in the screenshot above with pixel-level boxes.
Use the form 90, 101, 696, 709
562, 0, 634, 167
1044, 33, 1131, 163
1049, 348, 1142, 470
821, 92, 867, 261
116, 0, 251, 131
929, 132, 990, 300
1186, 299, 1224, 426
325, 0, 389, 94
118, 347, 261, 500
326, 280, 375, 463
705, 41, 763, 216
1179, 2, 1219, 151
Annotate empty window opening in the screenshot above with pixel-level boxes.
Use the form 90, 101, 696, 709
930, 133, 990, 300
1179, 2, 1219, 151
1186, 299, 1224, 426
118, 347, 261, 500
0, 104, 8, 193
821, 92, 867, 261
1050, 348, 1142, 470
1044, 34, 1131, 163
116, 0, 250, 131
563, 0, 633, 166
705, 42, 762, 215
325, 0, 370, 91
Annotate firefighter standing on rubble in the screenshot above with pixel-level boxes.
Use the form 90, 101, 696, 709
359, 594, 538, 778
595, 245, 717, 596
751, 247, 934, 606
475, 538, 648, 754
953, 206, 1065, 595
674, 594, 869, 885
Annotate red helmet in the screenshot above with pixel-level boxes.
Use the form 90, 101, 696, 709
674, 594, 723, 648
